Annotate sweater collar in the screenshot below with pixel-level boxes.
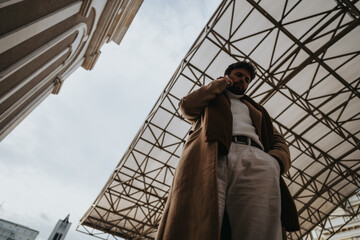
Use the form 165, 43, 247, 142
225, 89, 244, 100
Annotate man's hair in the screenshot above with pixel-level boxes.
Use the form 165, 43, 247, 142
224, 61, 257, 81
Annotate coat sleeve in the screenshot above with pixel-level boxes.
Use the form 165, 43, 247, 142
267, 127, 291, 174
179, 78, 227, 122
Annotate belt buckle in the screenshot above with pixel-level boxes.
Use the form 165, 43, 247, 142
234, 136, 239, 143
247, 137, 251, 145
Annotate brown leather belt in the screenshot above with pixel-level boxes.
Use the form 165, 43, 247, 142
232, 135, 262, 150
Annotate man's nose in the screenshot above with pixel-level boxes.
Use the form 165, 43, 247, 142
238, 75, 245, 82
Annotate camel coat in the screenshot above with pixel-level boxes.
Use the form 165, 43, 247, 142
156, 79, 299, 240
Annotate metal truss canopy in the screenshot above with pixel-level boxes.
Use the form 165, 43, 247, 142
78, 0, 360, 239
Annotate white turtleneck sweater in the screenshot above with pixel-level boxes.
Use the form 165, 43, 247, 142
225, 90, 264, 150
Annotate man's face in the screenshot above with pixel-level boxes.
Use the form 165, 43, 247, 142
227, 68, 251, 95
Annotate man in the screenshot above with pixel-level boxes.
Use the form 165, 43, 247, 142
156, 61, 299, 240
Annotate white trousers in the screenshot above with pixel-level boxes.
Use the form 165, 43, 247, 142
217, 143, 282, 240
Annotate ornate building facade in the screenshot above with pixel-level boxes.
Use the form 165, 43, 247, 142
0, 0, 143, 141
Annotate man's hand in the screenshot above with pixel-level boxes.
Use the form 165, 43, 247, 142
180, 75, 231, 122
216, 75, 233, 88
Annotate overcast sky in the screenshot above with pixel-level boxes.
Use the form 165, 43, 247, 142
0, 1, 219, 239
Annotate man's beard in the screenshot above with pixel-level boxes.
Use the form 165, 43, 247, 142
228, 85, 246, 95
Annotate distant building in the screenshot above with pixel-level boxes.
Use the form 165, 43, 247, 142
0, 219, 39, 240
48, 215, 71, 240
0, 0, 143, 141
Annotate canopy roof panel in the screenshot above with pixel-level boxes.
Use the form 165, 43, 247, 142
78, 0, 360, 239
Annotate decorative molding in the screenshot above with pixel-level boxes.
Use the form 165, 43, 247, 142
52, 56, 84, 95
52, 77, 63, 95
0, 63, 61, 141
0, 84, 53, 142
0, 0, 82, 54
81, 0, 143, 70
0, 0, 23, 9
0, 53, 67, 125
0, 48, 69, 106
60, 55, 84, 83
110, 0, 143, 44
0, 23, 88, 126
0, 23, 87, 82
81, 0, 121, 70
80, 0, 92, 18
81, 49, 101, 70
